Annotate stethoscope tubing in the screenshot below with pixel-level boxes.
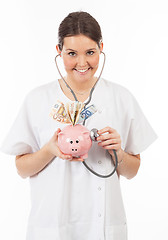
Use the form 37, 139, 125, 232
55, 52, 118, 178
82, 150, 118, 178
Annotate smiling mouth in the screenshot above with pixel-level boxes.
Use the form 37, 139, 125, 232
74, 67, 91, 73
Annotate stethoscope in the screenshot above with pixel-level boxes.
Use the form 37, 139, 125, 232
55, 52, 118, 178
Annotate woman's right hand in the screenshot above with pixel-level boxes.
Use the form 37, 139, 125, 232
15, 128, 83, 178
44, 128, 84, 162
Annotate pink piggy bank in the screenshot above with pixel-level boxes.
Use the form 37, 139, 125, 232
58, 124, 92, 159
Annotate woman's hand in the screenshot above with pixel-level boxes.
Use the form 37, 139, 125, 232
44, 128, 84, 162
97, 126, 124, 162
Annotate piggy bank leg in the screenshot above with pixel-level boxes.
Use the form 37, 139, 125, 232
81, 153, 88, 159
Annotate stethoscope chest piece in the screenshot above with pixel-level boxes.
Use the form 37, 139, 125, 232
84, 128, 118, 178
90, 128, 100, 141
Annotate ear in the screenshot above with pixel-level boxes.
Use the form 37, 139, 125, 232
56, 44, 62, 55
100, 41, 103, 52
58, 132, 64, 139
82, 131, 90, 140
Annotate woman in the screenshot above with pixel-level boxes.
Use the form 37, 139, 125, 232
1, 11, 157, 240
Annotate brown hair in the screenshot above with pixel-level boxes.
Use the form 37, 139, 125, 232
58, 11, 102, 51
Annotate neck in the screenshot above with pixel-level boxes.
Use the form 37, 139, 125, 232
64, 76, 97, 93
58, 76, 98, 102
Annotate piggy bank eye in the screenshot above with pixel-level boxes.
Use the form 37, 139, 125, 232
70, 140, 73, 144
76, 139, 79, 143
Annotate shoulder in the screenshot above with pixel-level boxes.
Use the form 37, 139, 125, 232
100, 78, 135, 101
99, 78, 142, 116
23, 80, 58, 113
26, 81, 57, 100
24, 81, 58, 105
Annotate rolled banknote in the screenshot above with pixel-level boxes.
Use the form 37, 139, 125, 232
65, 101, 84, 125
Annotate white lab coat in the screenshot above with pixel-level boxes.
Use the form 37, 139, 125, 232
1, 78, 157, 240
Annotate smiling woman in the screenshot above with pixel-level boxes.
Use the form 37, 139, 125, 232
0, 11, 157, 240
56, 35, 103, 98
55, 11, 103, 98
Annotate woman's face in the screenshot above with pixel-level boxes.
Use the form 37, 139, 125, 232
56, 34, 103, 84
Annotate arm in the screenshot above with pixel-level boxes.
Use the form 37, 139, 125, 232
15, 145, 55, 179
97, 127, 141, 179
112, 149, 140, 179
15, 129, 83, 179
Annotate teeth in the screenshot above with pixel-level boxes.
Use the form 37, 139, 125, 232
77, 69, 88, 73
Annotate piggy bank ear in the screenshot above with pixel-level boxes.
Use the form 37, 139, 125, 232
58, 132, 64, 136
82, 131, 90, 140
58, 132, 64, 140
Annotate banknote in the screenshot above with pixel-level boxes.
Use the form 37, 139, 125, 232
50, 101, 71, 123
65, 101, 84, 125
78, 104, 97, 123
50, 101, 84, 125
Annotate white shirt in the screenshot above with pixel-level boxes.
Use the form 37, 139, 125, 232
1, 78, 157, 240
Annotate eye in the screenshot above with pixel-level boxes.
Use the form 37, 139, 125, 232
70, 140, 73, 144
87, 50, 95, 56
68, 52, 76, 57
76, 139, 79, 143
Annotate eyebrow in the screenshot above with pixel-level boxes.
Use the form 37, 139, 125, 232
65, 49, 77, 52
65, 48, 97, 52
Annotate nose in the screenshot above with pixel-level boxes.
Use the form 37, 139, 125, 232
72, 148, 78, 152
77, 55, 88, 67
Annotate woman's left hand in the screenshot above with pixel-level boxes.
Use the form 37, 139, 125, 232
97, 126, 124, 161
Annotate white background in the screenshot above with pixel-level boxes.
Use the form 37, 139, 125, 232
0, 0, 167, 239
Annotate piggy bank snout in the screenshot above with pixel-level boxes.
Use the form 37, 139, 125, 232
69, 138, 80, 153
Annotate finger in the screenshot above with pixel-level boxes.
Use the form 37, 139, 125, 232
53, 128, 61, 140
98, 126, 116, 135
55, 128, 61, 135
70, 157, 84, 162
97, 133, 116, 142
98, 139, 119, 147
57, 149, 72, 160
102, 143, 121, 150
60, 153, 72, 160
